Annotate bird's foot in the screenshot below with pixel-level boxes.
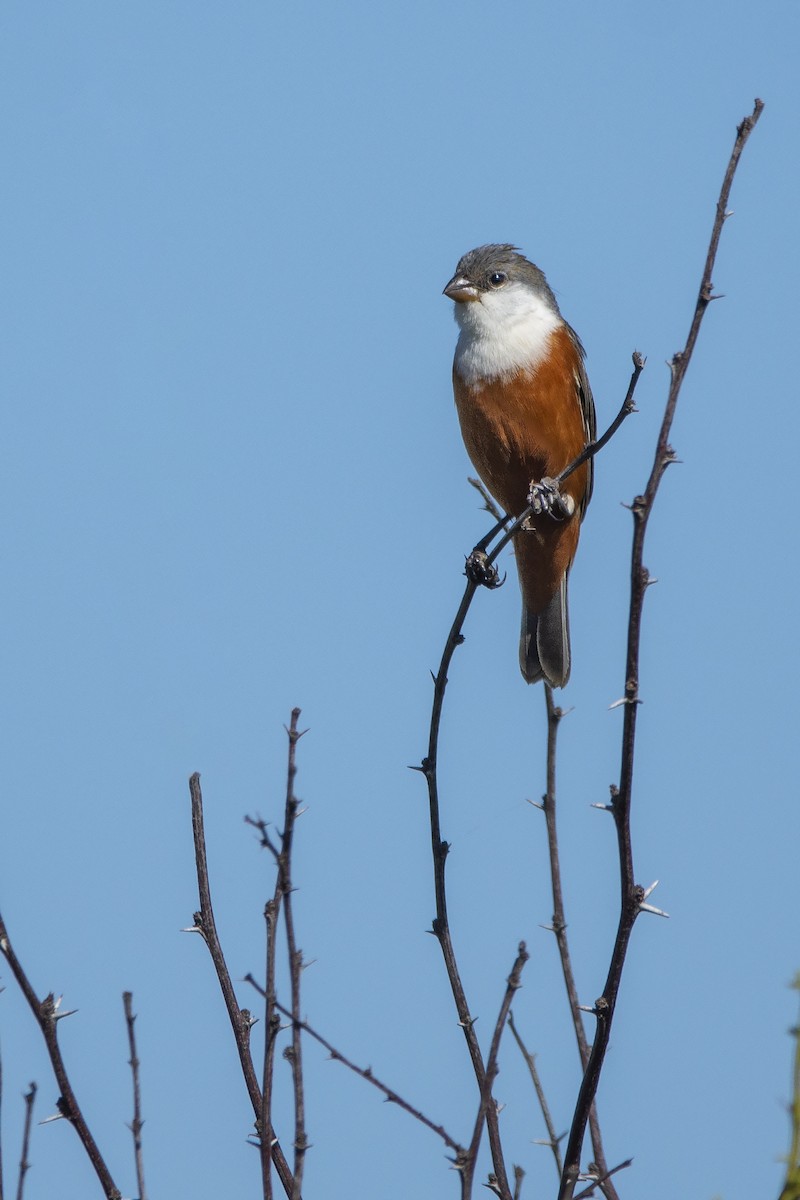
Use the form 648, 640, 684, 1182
527, 477, 575, 521
465, 549, 505, 590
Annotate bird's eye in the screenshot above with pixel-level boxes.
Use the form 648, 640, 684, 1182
488, 272, 507, 288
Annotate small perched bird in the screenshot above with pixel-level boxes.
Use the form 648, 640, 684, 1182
443, 244, 596, 687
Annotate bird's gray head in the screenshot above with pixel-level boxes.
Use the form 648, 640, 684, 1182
443, 244, 560, 313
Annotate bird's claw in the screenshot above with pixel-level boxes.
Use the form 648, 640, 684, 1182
465, 550, 504, 590
527, 477, 575, 520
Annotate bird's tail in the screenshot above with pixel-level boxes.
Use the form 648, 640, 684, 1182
519, 575, 571, 688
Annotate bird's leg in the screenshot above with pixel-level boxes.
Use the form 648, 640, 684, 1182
527, 476, 575, 521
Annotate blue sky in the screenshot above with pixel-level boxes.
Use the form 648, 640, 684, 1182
0, 3, 797, 1198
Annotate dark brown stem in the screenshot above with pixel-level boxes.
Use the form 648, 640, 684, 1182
417, 570, 510, 1197
245, 992, 464, 1157
278, 711, 307, 1197
464, 945, 529, 1197
557, 98, 764, 1200
245, 711, 308, 1199
0, 913, 120, 1198
416, 353, 641, 1200
541, 687, 619, 1200
122, 993, 147, 1200
507, 1011, 563, 1178
187, 774, 295, 1198
573, 1158, 634, 1200
261, 896, 279, 1200
14, 1083, 36, 1200
0, 1038, 4, 1200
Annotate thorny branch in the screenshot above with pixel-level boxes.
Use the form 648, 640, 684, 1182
414, 344, 641, 1200
15, 1083, 36, 1200
536, 687, 619, 1199
123, 992, 147, 1200
245, 708, 309, 1200
241, 987, 465, 1159
0, 913, 120, 1199
187, 774, 295, 1199
507, 1011, 563, 1179
467, 945, 529, 1199
556, 98, 764, 1200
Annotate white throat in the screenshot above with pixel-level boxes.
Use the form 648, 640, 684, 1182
453, 281, 562, 385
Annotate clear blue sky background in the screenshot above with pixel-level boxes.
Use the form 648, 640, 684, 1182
0, 3, 797, 1198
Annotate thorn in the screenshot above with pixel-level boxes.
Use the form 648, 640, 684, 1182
181, 925, 201, 933
54, 1007, 78, 1021
640, 902, 670, 918
528, 798, 545, 811
39, 1111, 67, 1125
407, 762, 426, 774
608, 694, 642, 709
591, 802, 614, 812
458, 1015, 478, 1030
577, 1004, 596, 1014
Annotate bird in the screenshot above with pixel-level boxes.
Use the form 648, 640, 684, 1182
443, 244, 596, 688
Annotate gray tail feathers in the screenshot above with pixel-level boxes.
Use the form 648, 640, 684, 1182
519, 576, 571, 687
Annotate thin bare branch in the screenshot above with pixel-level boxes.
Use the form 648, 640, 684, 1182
246, 991, 464, 1157
539, 687, 619, 1200
0, 1037, 4, 1200
557, 98, 764, 1200
415, 353, 641, 1200
280, 712, 308, 1197
246, 710, 309, 1199
122, 993, 147, 1200
0, 914, 119, 1199
507, 1011, 563, 1178
779, 974, 800, 1200
187, 774, 295, 1198
573, 1158, 634, 1200
464, 945, 528, 1194
261, 896, 279, 1200
14, 1083, 36, 1200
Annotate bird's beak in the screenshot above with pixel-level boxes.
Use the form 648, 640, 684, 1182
443, 274, 480, 302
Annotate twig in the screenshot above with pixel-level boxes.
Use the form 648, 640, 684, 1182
557, 98, 764, 1200
186, 774, 295, 1198
779, 974, 800, 1200
507, 1011, 563, 1178
261, 895, 279, 1200
415, 352, 640, 1200
122, 993, 147, 1200
243, 990, 464, 1157
0, 914, 120, 1199
0, 1038, 4, 1200
247, 709, 309, 1199
467, 477, 507, 524
539, 687, 619, 1199
573, 1158, 633, 1200
464, 945, 528, 1196
15, 1083, 36, 1200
